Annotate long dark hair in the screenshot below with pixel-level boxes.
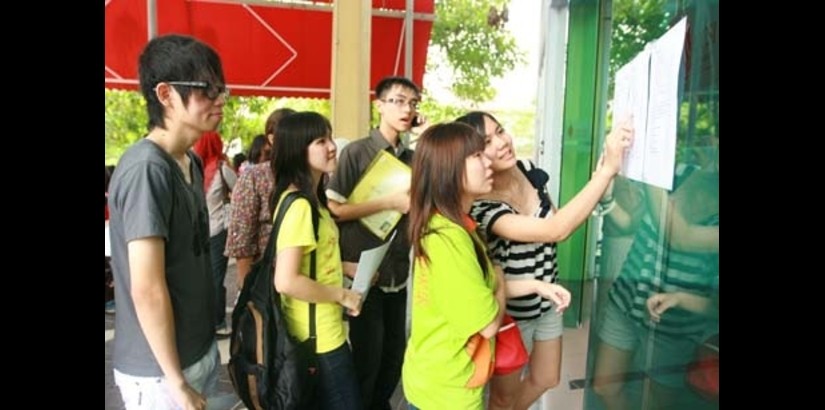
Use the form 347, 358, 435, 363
408, 122, 489, 275
269, 111, 332, 218
247, 134, 268, 164
454, 111, 499, 139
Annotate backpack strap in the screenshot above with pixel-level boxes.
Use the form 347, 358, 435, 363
258, 191, 301, 269
242, 192, 303, 309
235, 191, 303, 327
263, 191, 321, 350
308, 204, 319, 345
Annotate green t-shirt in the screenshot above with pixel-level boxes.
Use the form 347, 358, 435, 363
402, 213, 499, 409
274, 191, 346, 353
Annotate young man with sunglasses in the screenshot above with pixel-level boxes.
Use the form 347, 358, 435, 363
107, 34, 228, 410
326, 76, 426, 410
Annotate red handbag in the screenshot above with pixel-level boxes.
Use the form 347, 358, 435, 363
494, 314, 529, 376
685, 334, 718, 401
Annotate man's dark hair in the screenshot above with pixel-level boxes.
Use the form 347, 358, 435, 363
374, 76, 421, 100
138, 34, 225, 131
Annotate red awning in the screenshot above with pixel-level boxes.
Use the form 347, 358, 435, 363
105, 0, 434, 99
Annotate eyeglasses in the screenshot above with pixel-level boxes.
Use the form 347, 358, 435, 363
165, 81, 230, 100
381, 97, 420, 110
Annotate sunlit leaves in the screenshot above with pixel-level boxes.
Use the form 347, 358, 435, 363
431, 0, 524, 103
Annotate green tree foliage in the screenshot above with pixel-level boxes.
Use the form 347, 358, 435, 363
105, 89, 147, 165
430, 0, 525, 103
610, 0, 670, 80
611, 0, 718, 167
219, 96, 330, 150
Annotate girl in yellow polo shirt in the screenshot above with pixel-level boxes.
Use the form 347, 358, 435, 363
403, 122, 506, 409
270, 112, 363, 410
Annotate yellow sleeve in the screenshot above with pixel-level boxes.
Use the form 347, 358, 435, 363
275, 197, 316, 255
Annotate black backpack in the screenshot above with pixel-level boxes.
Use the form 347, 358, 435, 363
227, 191, 320, 410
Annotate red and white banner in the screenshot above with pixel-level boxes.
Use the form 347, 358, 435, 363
105, 0, 433, 98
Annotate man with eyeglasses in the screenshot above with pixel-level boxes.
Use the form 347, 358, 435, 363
326, 76, 426, 410
107, 34, 228, 410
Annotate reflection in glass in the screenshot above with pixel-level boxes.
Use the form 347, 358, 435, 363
585, 1, 718, 409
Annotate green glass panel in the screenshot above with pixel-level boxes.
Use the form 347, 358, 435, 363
558, 0, 611, 328
583, 1, 719, 409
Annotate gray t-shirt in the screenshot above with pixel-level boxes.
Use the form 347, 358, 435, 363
108, 138, 216, 377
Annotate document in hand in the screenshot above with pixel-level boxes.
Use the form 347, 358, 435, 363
351, 231, 397, 303
348, 150, 411, 240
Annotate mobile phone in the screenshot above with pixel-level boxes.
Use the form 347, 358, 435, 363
412, 116, 422, 127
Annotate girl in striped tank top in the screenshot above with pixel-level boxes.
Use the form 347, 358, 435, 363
456, 112, 634, 410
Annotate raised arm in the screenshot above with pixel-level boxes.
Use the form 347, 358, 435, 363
490, 118, 634, 244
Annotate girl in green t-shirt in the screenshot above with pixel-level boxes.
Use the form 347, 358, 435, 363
403, 122, 507, 409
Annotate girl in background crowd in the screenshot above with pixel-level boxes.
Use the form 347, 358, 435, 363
225, 108, 295, 290
238, 134, 269, 175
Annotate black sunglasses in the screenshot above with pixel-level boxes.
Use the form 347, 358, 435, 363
165, 81, 230, 100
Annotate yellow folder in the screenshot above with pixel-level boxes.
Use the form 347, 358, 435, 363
348, 150, 411, 240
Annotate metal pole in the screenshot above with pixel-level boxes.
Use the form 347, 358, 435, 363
404, 0, 413, 77
148, 0, 157, 40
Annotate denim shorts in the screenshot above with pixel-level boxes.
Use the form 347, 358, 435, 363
515, 309, 564, 353
597, 300, 699, 388
114, 341, 219, 409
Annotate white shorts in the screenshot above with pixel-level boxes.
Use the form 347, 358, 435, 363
114, 341, 219, 410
